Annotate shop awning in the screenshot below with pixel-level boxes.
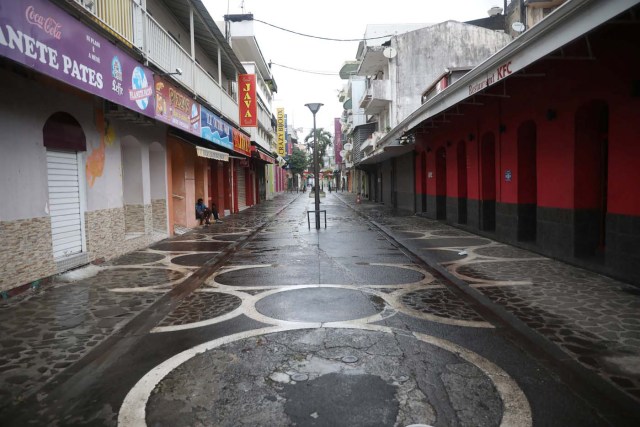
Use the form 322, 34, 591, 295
196, 146, 229, 161
359, 141, 413, 165
251, 145, 276, 163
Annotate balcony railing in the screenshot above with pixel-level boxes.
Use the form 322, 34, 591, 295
359, 79, 391, 114
73, 0, 239, 125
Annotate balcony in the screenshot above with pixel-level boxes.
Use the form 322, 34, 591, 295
72, 0, 240, 125
359, 79, 391, 115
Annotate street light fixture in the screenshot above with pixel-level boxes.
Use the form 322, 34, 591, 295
305, 102, 323, 229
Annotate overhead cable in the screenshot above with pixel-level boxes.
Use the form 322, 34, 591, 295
269, 62, 339, 76
254, 18, 395, 42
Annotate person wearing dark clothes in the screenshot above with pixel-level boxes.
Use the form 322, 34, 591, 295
195, 198, 222, 225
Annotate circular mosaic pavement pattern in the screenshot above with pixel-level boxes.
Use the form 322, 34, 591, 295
401, 287, 485, 323
150, 241, 230, 252
168, 233, 207, 241
92, 268, 185, 288
143, 329, 508, 427
104, 252, 165, 266
473, 246, 540, 259
157, 292, 241, 327
170, 253, 218, 267
255, 288, 385, 322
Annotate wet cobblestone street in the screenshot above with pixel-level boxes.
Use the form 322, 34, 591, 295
1, 192, 639, 426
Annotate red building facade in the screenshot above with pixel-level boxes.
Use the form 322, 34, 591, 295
379, 1, 640, 284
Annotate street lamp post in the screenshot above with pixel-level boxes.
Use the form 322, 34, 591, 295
305, 103, 323, 229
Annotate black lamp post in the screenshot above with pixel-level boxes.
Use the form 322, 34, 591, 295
305, 102, 323, 229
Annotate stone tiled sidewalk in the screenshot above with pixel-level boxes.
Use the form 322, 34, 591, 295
337, 192, 640, 403
0, 193, 298, 411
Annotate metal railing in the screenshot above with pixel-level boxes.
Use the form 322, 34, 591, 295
72, 0, 238, 124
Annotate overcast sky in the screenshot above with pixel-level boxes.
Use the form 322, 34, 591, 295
203, 0, 508, 137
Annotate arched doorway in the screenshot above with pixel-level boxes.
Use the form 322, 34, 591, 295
43, 112, 87, 260
121, 136, 144, 235
517, 121, 537, 241
435, 147, 447, 219
457, 140, 467, 224
480, 132, 496, 231
574, 101, 609, 258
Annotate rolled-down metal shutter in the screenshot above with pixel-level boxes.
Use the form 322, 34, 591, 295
236, 162, 247, 211
47, 150, 83, 259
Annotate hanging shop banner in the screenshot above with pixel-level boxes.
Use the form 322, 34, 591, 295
238, 74, 257, 127
232, 128, 251, 157
276, 108, 286, 157
154, 76, 200, 135
0, 0, 154, 117
285, 114, 292, 156
200, 106, 233, 150
334, 118, 343, 164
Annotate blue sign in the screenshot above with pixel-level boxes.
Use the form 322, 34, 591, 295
200, 107, 233, 150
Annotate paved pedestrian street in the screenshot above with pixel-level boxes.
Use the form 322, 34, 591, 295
1, 192, 639, 426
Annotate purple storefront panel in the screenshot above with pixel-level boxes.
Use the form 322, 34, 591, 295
0, 0, 154, 117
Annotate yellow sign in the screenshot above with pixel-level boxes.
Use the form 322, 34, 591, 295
276, 108, 286, 157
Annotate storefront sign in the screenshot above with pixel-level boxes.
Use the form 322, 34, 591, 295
200, 107, 233, 150
334, 118, 343, 163
0, 0, 154, 117
155, 76, 200, 135
276, 107, 286, 157
468, 60, 516, 96
232, 128, 251, 156
238, 74, 257, 127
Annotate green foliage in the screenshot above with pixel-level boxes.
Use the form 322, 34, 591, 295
304, 128, 333, 168
287, 146, 308, 176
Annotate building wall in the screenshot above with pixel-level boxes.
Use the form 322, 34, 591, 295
0, 68, 168, 291
393, 21, 511, 124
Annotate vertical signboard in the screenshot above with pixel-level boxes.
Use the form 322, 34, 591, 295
276, 108, 286, 158
154, 76, 200, 135
238, 74, 257, 127
334, 118, 343, 164
285, 114, 292, 156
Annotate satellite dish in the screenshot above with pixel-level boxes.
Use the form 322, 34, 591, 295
383, 47, 397, 59
339, 150, 346, 157
343, 142, 353, 151
512, 22, 525, 33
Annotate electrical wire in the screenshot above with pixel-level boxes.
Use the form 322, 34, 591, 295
254, 18, 395, 42
269, 62, 339, 76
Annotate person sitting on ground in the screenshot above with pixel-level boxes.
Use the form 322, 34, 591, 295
195, 198, 222, 225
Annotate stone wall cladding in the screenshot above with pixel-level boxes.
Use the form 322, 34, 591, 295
0, 217, 57, 292
152, 199, 167, 233
124, 204, 145, 233
86, 207, 162, 264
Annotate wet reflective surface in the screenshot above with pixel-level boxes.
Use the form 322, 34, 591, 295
1, 192, 639, 426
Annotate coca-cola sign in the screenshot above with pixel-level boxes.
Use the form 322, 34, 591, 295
25, 5, 62, 39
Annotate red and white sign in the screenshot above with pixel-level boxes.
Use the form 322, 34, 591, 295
239, 74, 257, 127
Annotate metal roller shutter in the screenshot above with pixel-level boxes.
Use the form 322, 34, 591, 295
236, 162, 247, 211
47, 150, 83, 259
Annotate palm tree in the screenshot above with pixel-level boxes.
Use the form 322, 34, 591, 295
304, 128, 333, 168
